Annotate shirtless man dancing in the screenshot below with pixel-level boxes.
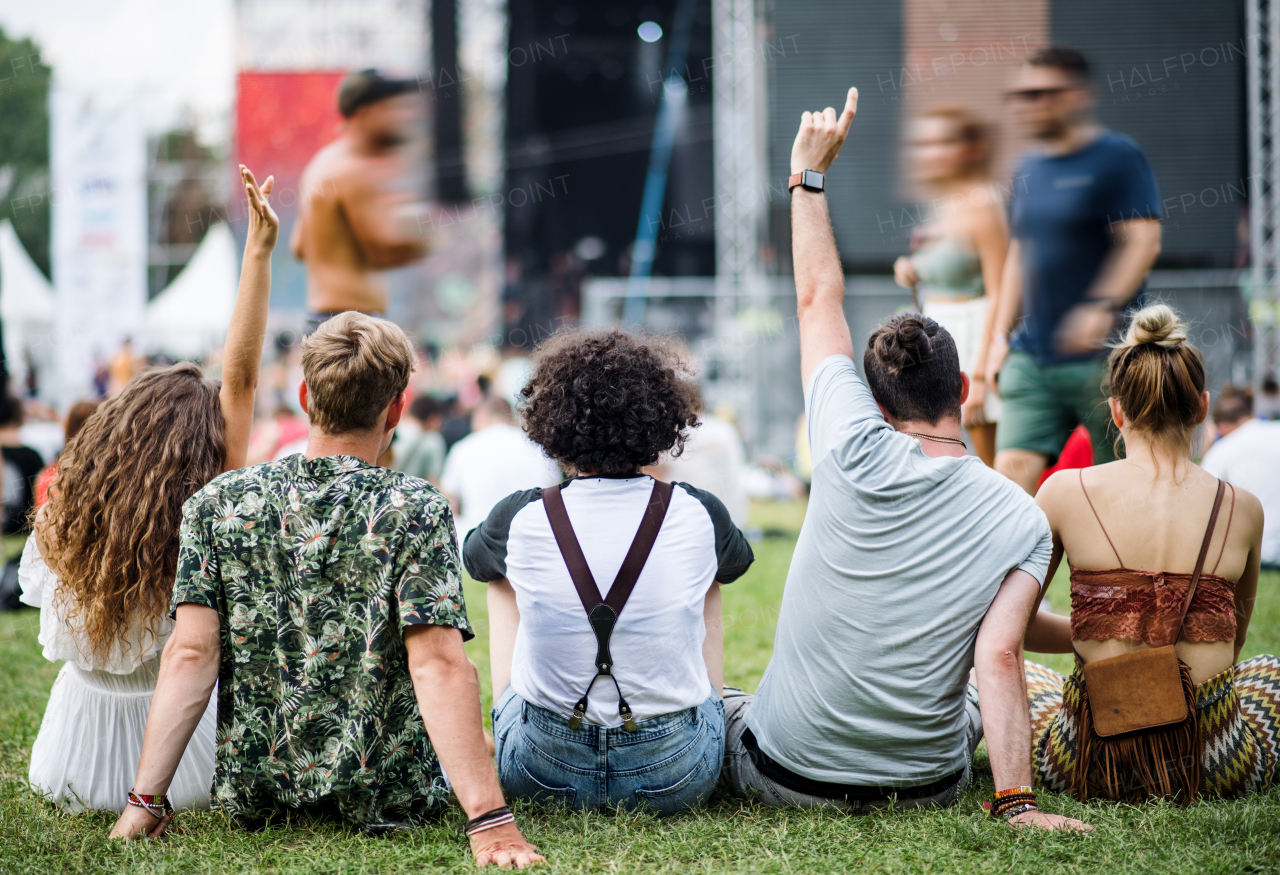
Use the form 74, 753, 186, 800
293, 69, 430, 334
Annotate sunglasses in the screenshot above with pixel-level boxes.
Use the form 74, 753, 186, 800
1006, 87, 1070, 103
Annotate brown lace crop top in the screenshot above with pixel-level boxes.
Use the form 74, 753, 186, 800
1069, 472, 1238, 647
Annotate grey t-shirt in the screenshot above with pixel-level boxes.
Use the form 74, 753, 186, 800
747, 355, 1052, 786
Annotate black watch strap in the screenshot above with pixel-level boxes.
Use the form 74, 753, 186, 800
788, 169, 825, 193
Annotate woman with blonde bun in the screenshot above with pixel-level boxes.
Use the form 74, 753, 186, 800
1022, 303, 1279, 802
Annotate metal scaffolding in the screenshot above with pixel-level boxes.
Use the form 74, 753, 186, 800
1248, 0, 1280, 388
710, 0, 769, 444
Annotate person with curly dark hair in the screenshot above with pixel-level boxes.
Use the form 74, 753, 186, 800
464, 328, 754, 815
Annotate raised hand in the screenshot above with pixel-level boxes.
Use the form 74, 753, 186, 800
240, 164, 279, 255
790, 87, 859, 175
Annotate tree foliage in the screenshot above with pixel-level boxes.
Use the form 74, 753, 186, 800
0, 28, 51, 278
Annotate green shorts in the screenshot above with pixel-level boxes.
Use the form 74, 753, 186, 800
995, 351, 1118, 465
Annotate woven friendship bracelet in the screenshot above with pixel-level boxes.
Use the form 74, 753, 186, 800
993, 786, 1035, 800
463, 806, 515, 839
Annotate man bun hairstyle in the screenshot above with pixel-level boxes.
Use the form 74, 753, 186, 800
302, 312, 416, 435
1107, 303, 1205, 453
520, 329, 700, 476
863, 313, 963, 425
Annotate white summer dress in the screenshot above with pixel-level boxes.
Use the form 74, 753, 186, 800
18, 536, 217, 812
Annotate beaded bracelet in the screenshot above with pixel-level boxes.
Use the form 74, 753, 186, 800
990, 786, 1039, 820
463, 806, 515, 839
127, 790, 174, 820
1001, 801, 1040, 821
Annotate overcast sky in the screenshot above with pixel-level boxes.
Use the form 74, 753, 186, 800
1, 0, 234, 143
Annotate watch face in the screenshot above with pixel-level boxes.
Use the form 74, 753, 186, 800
801, 169, 824, 191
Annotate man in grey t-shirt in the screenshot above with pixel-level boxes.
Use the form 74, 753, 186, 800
721, 88, 1088, 831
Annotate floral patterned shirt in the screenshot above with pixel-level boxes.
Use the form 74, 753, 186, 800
170, 454, 472, 830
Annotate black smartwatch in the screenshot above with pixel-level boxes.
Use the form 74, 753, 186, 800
788, 169, 825, 193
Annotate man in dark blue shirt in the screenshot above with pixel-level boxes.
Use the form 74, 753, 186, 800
989, 47, 1163, 494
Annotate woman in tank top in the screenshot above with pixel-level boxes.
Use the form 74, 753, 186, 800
893, 106, 1008, 466
1023, 304, 1278, 802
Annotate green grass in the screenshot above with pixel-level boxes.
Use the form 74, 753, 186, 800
2, 501, 1279, 874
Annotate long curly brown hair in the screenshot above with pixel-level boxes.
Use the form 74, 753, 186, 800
520, 329, 700, 476
35, 363, 226, 662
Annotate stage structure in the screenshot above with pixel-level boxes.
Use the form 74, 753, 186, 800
1249, 0, 1280, 390
704, 0, 769, 454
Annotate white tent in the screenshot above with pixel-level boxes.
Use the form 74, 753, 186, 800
142, 222, 239, 359
0, 218, 57, 394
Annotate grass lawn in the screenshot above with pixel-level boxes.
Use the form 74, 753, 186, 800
2, 500, 1278, 874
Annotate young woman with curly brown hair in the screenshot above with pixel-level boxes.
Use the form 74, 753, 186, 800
19, 166, 280, 813
463, 329, 754, 814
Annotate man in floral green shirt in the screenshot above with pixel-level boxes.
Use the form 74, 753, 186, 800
113, 313, 543, 868
174, 452, 470, 826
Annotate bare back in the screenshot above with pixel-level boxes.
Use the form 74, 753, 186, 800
1039, 460, 1264, 682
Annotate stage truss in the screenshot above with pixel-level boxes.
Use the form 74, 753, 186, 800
1248, 0, 1280, 388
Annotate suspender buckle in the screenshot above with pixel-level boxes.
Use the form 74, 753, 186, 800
568, 698, 588, 730
619, 702, 638, 733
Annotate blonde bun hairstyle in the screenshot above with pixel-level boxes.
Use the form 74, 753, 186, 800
1123, 303, 1188, 349
1107, 303, 1205, 454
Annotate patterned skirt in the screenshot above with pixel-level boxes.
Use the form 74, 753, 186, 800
1026, 655, 1280, 798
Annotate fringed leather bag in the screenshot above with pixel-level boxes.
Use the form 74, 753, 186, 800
1071, 480, 1226, 804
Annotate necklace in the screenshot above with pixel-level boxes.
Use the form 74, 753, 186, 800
905, 431, 968, 448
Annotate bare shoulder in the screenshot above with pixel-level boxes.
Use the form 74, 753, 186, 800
300, 141, 356, 200
1224, 481, 1264, 540
1034, 467, 1080, 514
966, 193, 1008, 236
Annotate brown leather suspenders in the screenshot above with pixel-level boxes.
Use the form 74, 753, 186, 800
541, 478, 674, 731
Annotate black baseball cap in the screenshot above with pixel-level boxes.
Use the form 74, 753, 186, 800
337, 68, 418, 118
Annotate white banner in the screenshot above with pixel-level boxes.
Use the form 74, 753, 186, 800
50, 86, 146, 404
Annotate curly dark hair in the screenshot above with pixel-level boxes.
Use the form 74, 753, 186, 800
520, 329, 700, 475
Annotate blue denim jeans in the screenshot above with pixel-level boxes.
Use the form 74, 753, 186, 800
491, 685, 725, 816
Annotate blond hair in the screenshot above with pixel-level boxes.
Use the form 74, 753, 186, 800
302, 312, 415, 435
1107, 304, 1205, 455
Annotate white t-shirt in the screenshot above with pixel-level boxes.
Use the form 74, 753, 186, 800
746, 355, 1053, 786
439, 424, 561, 538
463, 475, 754, 726
1202, 418, 1280, 567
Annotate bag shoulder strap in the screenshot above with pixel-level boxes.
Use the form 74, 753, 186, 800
1173, 479, 1227, 646
541, 478, 675, 618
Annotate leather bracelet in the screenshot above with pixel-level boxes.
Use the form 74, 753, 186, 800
463, 806, 515, 839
